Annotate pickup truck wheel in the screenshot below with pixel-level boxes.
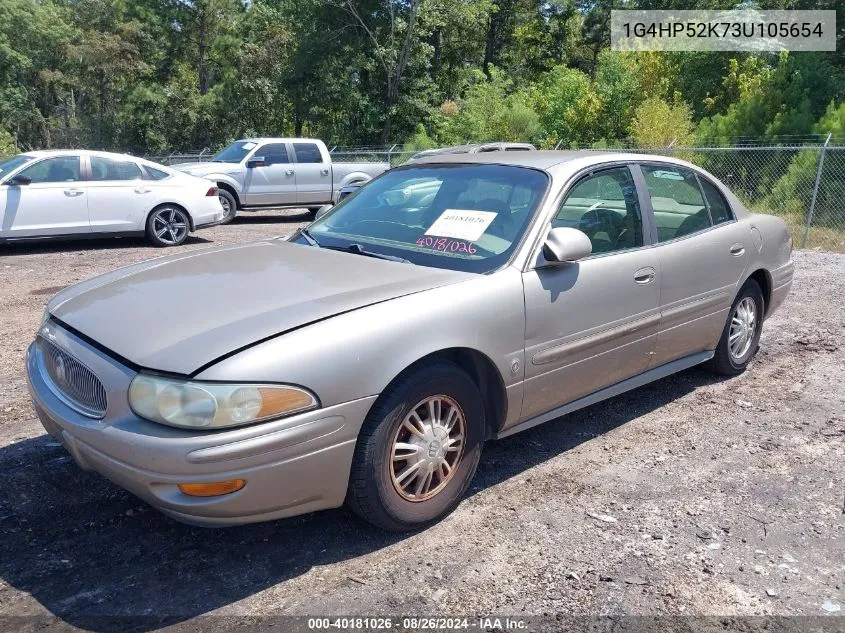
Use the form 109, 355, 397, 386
346, 361, 484, 531
218, 189, 237, 224
306, 207, 321, 219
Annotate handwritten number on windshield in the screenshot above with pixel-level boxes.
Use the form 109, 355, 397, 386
416, 236, 477, 254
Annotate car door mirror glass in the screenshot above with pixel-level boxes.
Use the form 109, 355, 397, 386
247, 157, 266, 169
542, 227, 592, 263
8, 175, 32, 186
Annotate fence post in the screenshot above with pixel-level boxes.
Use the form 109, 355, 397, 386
802, 132, 832, 248
387, 144, 397, 165
554, 139, 563, 150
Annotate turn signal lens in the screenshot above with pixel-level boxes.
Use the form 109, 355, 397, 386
178, 480, 245, 497
128, 374, 319, 430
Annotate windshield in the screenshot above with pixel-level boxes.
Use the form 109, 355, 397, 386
295, 164, 549, 273
0, 154, 34, 179
212, 141, 258, 163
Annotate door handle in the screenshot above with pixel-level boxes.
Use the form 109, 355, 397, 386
320, 169, 329, 176
633, 267, 656, 284
285, 169, 295, 176
730, 243, 745, 257
63, 189, 84, 197
134, 188, 151, 194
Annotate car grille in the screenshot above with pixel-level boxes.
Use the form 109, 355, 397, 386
40, 338, 107, 418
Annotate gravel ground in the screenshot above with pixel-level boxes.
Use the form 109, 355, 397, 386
0, 214, 843, 631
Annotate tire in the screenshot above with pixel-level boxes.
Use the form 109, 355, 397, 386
218, 188, 238, 224
145, 205, 190, 247
306, 207, 321, 220
346, 361, 485, 531
706, 279, 765, 376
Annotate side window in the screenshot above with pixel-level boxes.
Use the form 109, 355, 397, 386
641, 165, 711, 242
143, 166, 171, 181
17, 156, 81, 183
293, 143, 323, 164
90, 156, 143, 181
698, 176, 733, 225
258, 143, 289, 166
553, 167, 644, 254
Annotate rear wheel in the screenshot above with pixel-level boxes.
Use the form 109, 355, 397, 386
218, 189, 237, 224
346, 361, 485, 531
146, 205, 189, 247
706, 279, 764, 376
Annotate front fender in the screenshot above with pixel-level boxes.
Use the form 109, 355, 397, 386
195, 267, 527, 429
196, 173, 243, 195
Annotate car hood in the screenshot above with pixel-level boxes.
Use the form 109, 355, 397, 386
171, 162, 240, 177
48, 240, 472, 375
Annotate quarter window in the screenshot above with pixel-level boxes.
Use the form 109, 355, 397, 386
641, 165, 711, 242
553, 167, 644, 255
293, 143, 323, 164
90, 156, 143, 181
257, 143, 289, 165
698, 176, 733, 225
17, 156, 81, 183
143, 166, 171, 180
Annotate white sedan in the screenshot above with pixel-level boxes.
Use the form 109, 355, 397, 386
0, 150, 225, 247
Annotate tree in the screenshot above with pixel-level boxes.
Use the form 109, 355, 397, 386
629, 97, 693, 148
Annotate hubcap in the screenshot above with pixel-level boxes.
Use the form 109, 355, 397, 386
152, 208, 188, 245
729, 297, 757, 361
219, 194, 232, 216
389, 395, 466, 502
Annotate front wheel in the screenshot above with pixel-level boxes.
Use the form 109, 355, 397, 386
146, 206, 190, 247
346, 361, 485, 531
706, 279, 764, 376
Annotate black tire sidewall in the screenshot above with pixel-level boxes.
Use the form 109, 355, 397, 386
719, 279, 765, 372
218, 190, 237, 224
353, 363, 484, 529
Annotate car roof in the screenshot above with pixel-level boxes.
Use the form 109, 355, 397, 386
238, 138, 323, 144
22, 149, 142, 160
407, 150, 694, 171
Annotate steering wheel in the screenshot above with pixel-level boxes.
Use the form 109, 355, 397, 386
579, 207, 624, 245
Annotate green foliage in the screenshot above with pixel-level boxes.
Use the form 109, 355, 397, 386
0, 0, 841, 152
629, 97, 694, 148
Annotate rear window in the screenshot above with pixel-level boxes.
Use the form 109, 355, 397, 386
293, 143, 323, 164
90, 156, 143, 181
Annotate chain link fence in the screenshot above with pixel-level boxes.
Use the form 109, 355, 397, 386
144, 138, 845, 252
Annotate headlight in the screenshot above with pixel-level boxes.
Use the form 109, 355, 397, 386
128, 374, 318, 430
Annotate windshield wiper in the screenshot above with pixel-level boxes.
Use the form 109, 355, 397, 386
337, 243, 410, 264
300, 228, 321, 247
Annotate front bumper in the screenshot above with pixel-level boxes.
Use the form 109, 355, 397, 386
26, 321, 376, 526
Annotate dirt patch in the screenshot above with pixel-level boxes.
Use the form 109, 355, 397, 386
0, 218, 842, 628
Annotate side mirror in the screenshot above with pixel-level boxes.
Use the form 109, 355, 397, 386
7, 175, 31, 186
246, 157, 266, 169
313, 204, 333, 221
542, 227, 592, 263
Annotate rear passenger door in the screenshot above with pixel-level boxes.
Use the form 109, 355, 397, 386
86, 156, 151, 233
293, 142, 332, 205
639, 163, 750, 366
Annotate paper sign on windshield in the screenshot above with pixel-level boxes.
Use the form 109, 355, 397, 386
425, 209, 498, 242
242, 142, 257, 150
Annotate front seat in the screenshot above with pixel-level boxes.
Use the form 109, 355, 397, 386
47, 165, 75, 182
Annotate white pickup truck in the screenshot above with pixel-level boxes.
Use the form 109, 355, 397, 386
172, 138, 389, 222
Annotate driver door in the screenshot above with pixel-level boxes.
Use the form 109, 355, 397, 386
521, 165, 660, 418
242, 143, 297, 206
